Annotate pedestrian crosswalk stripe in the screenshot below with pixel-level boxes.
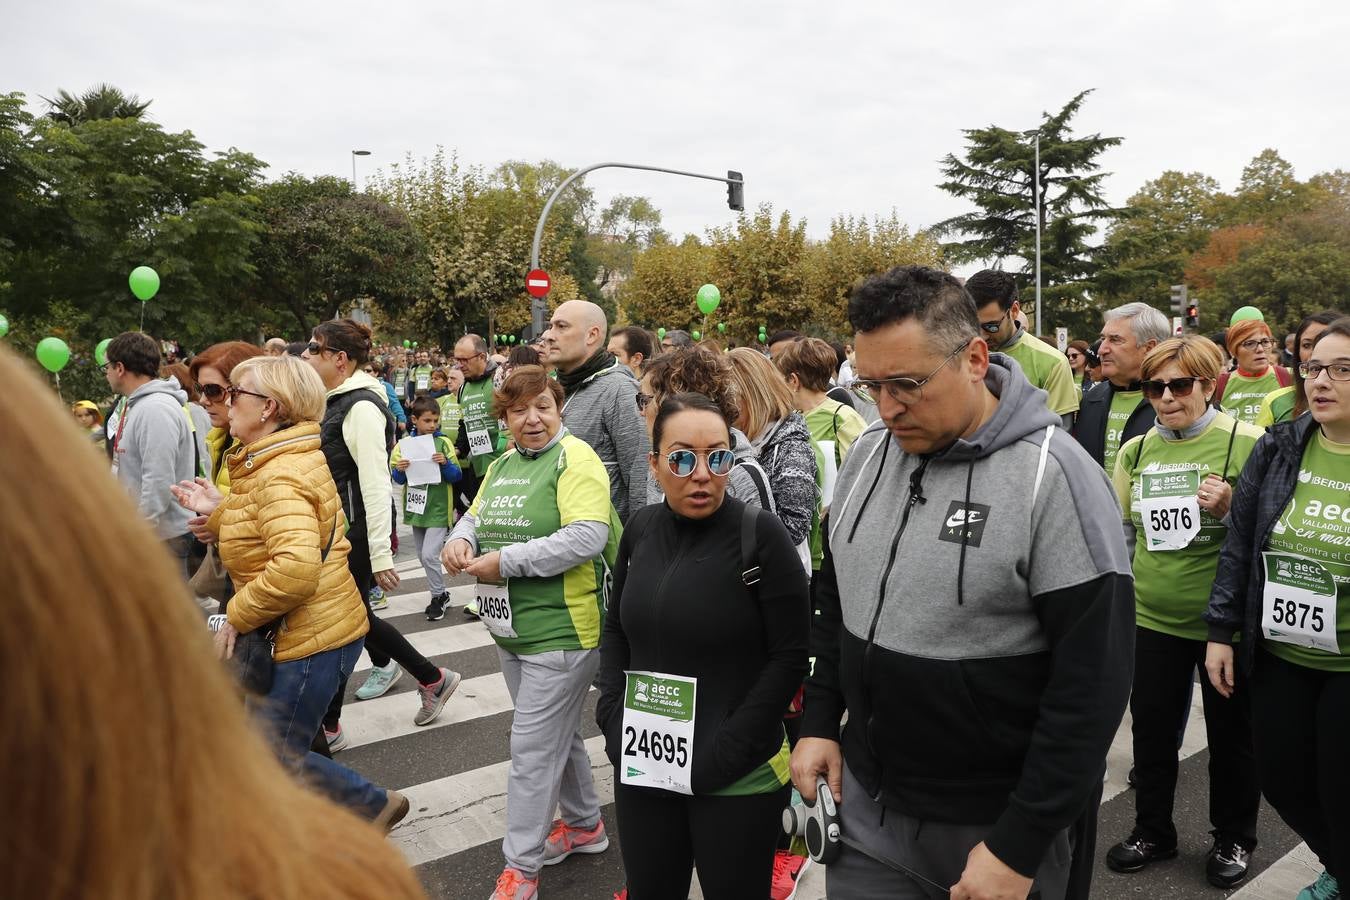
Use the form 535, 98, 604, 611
354, 614, 495, 672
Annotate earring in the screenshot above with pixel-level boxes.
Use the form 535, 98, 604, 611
260, 415, 268, 423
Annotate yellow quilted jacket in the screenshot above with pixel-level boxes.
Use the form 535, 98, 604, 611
208, 422, 368, 662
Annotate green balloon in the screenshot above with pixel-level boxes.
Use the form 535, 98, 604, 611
413, 341, 419, 348
36, 337, 71, 373
1230, 306, 1264, 325
128, 266, 160, 302
691, 330, 702, 341
657, 327, 666, 340
695, 283, 721, 315
508, 335, 517, 344
717, 322, 727, 333
0, 314, 8, 338
403, 339, 412, 348
95, 338, 112, 366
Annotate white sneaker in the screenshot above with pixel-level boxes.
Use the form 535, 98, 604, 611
356, 661, 403, 700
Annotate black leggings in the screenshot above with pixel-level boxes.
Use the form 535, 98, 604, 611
615, 782, 788, 900
1252, 649, 1350, 882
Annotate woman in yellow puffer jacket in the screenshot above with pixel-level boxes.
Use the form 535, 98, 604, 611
173, 355, 410, 832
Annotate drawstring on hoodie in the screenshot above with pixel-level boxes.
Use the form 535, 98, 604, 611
847, 436, 891, 543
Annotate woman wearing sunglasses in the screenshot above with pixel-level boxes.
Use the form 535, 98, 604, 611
1105, 336, 1265, 886
188, 342, 266, 496
1206, 317, 1350, 900
441, 366, 618, 900
1218, 318, 1291, 426
597, 392, 809, 900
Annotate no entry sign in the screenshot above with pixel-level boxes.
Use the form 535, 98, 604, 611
525, 269, 551, 298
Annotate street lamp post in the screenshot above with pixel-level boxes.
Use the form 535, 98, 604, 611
351, 149, 372, 189
1033, 132, 1042, 337
527, 162, 744, 335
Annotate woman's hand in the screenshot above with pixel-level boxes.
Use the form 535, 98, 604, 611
431, 452, 447, 465
187, 515, 216, 544
214, 621, 239, 661
464, 550, 502, 584
441, 539, 476, 576
373, 568, 400, 592
1205, 642, 1236, 699
170, 477, 224, 517
1197, 474, 1232, 519
395, 458, 411, 471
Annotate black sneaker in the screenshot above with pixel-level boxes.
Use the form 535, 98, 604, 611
1206, 838, 1252, 888
1105, 833, 1178, 873
425, 592, 449, 621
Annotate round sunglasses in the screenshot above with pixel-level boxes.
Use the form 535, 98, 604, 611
656, 448, 735, 478
1140, 377, 1205, 400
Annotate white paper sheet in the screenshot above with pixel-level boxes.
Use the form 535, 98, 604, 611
399, 434, 442, 486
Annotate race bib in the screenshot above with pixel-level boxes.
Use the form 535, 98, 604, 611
406, 485, 428, 515
621, 671, 696, 795
468, 427, 494, 457
1261, 552, 1340, 653
1139, 469, 1202, 552
416, 374, 429, 391
476, 580, 516, 639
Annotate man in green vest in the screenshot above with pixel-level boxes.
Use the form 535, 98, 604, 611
967, 270, 1080, 430
452, 333, 505, 517
407, 348, 435, 399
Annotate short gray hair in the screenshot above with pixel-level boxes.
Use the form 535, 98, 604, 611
1104, 302, 1171, 346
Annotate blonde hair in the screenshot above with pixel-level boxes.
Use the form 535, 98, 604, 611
232, 355, 327, 423
726, 347, 794, 439
1141, 335, 1224, 383
0, 344, 425, 900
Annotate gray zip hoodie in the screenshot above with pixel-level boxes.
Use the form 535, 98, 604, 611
114, 377, 197, 539
560, 361, 650, 523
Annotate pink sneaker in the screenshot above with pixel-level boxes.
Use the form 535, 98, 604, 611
488, 867, 537, 900
541, 817, 610, 865
770, 850, 810, 900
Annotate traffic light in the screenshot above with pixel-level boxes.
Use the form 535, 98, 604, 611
1169, 283, 1188, 316
1186, 303, 1199, 329
726, 170, 744, 212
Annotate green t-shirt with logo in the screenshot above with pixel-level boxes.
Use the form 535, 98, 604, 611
803, 398, 867, 571
391, 433, 458, 528
409, 364, 435, 395
1255, 385, 1296, 428
470, 433, 617, 655
436, 394, 464, 442
1114, 413, 1263, 640
1103, 389, 1144, 476
459, 376, 505, 477
1002, 331, 1081, 416
1264, 431, 1350, 672
1222, 369, 1284, 426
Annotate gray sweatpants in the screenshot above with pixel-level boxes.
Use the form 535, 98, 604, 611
499, 646, 602, 876
826, 762, 1073, 899
411, 526, 447, 596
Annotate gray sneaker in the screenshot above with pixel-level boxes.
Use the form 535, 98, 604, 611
355, 661, 403, 701
414, 667, 461, 726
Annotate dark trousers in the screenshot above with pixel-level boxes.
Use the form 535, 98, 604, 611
1130, 627, 1260, 848
1252, 649, 1350, 881
615, 782, 788, 900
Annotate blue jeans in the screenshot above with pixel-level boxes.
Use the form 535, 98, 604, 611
249, 638, 388, 819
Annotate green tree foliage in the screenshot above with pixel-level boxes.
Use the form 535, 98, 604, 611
934, 90, 1126, 335
42, 83, 152, 125
250, 174, 430, 336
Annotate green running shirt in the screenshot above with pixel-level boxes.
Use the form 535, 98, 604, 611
1114, 413, 1263, 640
470, 433, 616, 655
1222, 369, 1283, 426
1002, 331, 1081, 416
1265, 431, 1350, 672
1103, 389, 1144, 477
459, 376, 504, 477
1255, 385, 1296, 428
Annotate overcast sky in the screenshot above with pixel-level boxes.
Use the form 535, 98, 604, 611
6, 0, 1348, 275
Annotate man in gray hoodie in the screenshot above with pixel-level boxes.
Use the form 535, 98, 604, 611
544, 300, 650, 523
790, 267, 1134, 900
104, 331, 198, 577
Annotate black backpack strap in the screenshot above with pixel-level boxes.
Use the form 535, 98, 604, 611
741, 504, 761, 590
738, 459, 774, 512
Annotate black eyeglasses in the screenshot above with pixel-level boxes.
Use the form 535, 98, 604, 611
636, 392, 655, 412
225, 385, 271, 405
1299, 362, 1350, 382
196, 383, 227, 402
656, 448, 735, 477
1238, 338, 1277, 351
1141, 377, 1203, 400
978, 310, 1010, 335
855, 339, 972, 405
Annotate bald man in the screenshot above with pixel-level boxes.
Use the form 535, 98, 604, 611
544, 300, 650, 522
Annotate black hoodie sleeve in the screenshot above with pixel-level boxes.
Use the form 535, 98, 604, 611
800, 525, 847, 741
983, 571, 1134, 877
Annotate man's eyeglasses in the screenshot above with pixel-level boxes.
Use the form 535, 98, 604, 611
636, 392, 655, 412
225, 385, 270, 405
195, 383, 227, 402
453, 354, 483, 365
657, 448, 735, 478
1299, 362, 1350, 382
978, 310, 1010, 335
855, 339, 972, 405
1238, 338, 1277, 351
1141, 377, 1203, 400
